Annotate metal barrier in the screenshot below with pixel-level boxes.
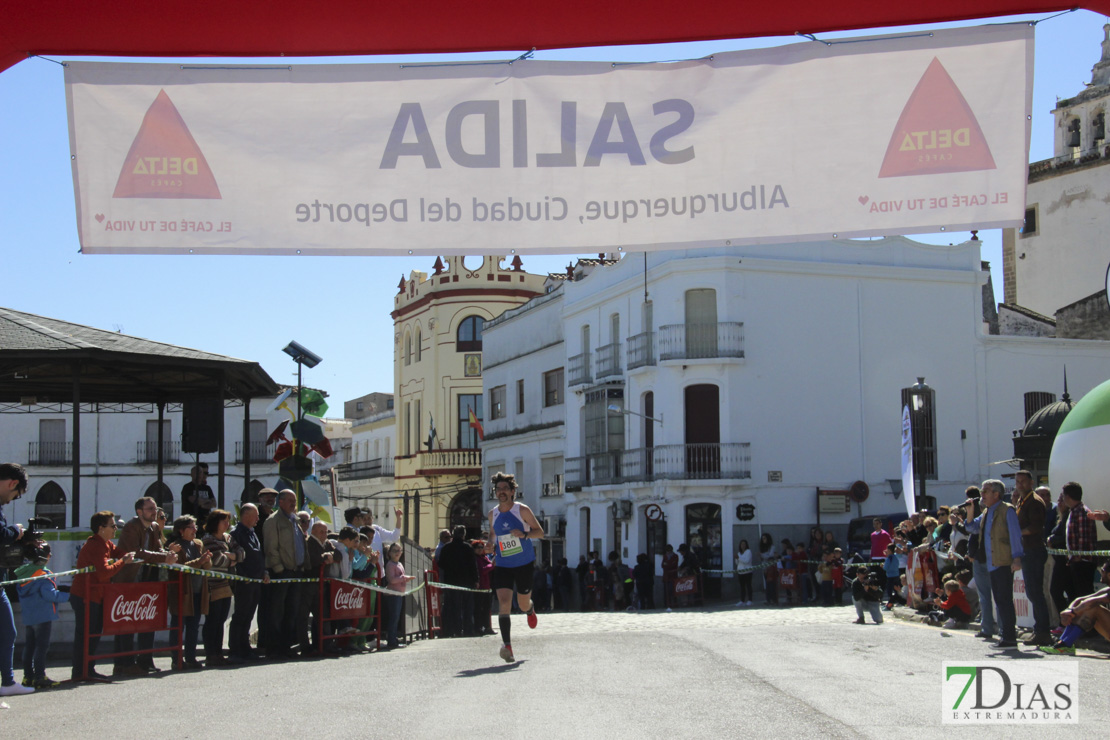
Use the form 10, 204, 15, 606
425, 570, 443, 639
64, 536, 435, 678
81, 575, 184, 680
314, 564, 382, 654
400, 537, 433, 641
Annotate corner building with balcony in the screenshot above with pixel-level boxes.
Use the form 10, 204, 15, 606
483, 239, 1110, 600
391, 255, 546, 547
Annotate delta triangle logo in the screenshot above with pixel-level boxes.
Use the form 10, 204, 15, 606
113, 89, 221, 199
878, 58, 995, 178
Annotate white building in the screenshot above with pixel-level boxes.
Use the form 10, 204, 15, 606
1, 395, 292, 536
481, 284, 572, 565
1002, 23, 1110, 335
482, 238, 1110, 595
335, 405, 396, 520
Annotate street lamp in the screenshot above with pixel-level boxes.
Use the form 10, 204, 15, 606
906, 376, 931, 511
607, 403, 663, 426
281, 340, 322, 507
282, 341, 323, 418
282, 340, 322, 368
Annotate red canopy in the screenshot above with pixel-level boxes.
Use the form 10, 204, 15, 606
1, 1, 1105, 74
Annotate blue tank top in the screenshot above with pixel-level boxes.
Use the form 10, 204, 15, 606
490, 503, 536, 568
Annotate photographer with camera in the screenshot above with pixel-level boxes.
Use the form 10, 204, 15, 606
851, 565, 884, 624
0, 462, 35, 696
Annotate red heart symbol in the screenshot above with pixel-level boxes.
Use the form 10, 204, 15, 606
858, 196, 869, 205
95, 213, 105, 223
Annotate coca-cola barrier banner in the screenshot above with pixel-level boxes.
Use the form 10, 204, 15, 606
428, 585, 441, 618
101, 582, 169, 635
674, 575, 698, 596
330, 581, 372, 619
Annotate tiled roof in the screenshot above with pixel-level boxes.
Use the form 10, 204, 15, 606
0, 307, 279, 403
0, 307, 248, 362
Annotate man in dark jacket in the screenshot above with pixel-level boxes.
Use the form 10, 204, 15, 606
228, 503, 266, 662
437, 525, 479, 637
0, 463, 33, 696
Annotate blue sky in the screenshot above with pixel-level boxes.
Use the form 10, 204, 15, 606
0, 10, 1105, 407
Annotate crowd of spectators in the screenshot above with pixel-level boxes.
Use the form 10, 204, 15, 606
744, 529, 846, 608
858, 474, 1110, 654
38, 491, 412, 683
5, 462, 1110, 694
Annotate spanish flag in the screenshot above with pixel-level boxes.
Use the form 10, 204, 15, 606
468, 407, 484, 441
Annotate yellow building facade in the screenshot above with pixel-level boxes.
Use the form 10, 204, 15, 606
392, 255, 545, 548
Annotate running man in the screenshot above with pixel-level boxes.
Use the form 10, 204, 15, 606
487, 472, 544, 663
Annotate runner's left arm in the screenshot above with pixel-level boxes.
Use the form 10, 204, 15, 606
518, 504, 544, 540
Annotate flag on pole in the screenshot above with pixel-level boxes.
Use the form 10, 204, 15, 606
468, 407, 484, 441
900, 405, 916, 521
299, 387, 329, 417
426, 413, 438, 450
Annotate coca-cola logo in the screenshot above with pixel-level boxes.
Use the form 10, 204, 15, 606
110, 593, 160, 623
334, 588, 365, 612
674, 577, 696, 594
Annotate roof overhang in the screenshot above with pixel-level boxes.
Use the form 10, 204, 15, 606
1, 1, 1106, 74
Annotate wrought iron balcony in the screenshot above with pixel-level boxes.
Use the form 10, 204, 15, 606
658, 322, 744, 361
136, 441, 181, 464
595, 342, 622, 379
627, 332, 655, 370
565, 443, 750, 489
335, 457, 395, 481
650, 443, 751, 480
235, 440, 275, 464
568, 351, 592, 386
28, 441, 72, 466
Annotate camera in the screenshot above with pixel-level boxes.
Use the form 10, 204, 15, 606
0, 517, 51, 569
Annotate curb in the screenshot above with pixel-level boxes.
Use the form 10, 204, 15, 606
888, 604, 1110, 653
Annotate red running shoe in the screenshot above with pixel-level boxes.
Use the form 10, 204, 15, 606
527, 609, 537, 629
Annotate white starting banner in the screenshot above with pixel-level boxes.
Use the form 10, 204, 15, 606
64, 24, 1032, 256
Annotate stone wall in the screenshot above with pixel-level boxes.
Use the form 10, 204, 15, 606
998, 303, 1056, 337
1056, 290, 1110, 339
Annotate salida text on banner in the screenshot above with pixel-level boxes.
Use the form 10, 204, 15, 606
64, 24, 1033, 256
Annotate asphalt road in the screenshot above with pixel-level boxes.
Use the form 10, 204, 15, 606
2, 604, 1106, 738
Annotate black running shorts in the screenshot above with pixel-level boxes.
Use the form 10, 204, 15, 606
491, 562, 534, 594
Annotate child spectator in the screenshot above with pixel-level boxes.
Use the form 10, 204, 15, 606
793, 542, 811, 603
817, 552, 834, 606
830, 548, 845, 604
955, 569, 979, 620
882, 544, 901, 609
926, 579, 972, 628
778, 539, 795, 605
14, 544, 69, 688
